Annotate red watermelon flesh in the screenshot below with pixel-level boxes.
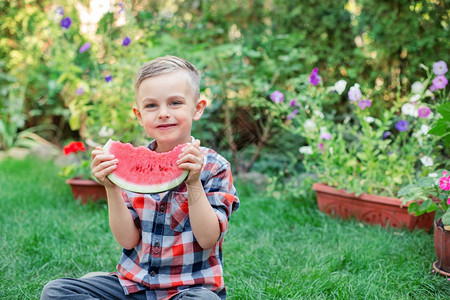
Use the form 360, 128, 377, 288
103, 139, 189, 194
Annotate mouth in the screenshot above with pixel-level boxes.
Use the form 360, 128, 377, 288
157, 123, 177, 129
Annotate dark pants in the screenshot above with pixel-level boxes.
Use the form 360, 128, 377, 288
41, 275, 221, 300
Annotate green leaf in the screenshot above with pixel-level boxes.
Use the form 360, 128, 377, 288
417, 177, 436, 188
428, 119, 447, 136
437, 102, 450, 120
442, 209, 450, 226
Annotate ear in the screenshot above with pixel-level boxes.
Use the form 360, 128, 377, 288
133, 106, 144, 126
193, 99, 207, 121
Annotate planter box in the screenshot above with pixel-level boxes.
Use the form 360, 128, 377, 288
433, 219, 450, 276
313, 183, 435, 231
66, 178, 107, 204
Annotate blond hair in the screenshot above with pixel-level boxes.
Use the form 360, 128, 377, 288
134, 55, 201, 101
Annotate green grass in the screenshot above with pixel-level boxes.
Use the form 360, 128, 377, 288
1, 157, 449, 299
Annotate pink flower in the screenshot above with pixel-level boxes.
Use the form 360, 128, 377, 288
418, 106, 431, 118
439, 171, 450, 191
270, 91, 284, 103
432, 75, 448, 90
309, 68, 321, 86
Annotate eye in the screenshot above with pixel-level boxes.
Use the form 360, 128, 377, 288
145, 103, 157, 109
170, 100, 183, 106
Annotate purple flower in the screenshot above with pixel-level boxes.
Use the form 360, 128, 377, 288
290, 99, 298, 107
76, 88, 84, 95
287, 109, 299, 120
320, 132, 332, 140
358, 98, 372, 110
418, 107, 431, 118
309, 68, 321, 86
270, 90, 284, 103
60, 17, 72, 29
55, 6, 64, 15
432, 75, 448, 90
383, 131, 391, 139
79, 42, 91, 53
118, 2, 125, 13
433, 60, 448, 76
122, 36, 131, 46
348, 84, 362, 102
395, 120, 409, 132
105, 75, 113, 83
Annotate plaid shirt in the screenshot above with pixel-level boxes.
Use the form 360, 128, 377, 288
114, 140, 240, 300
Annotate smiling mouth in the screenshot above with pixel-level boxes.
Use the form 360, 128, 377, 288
157, 123, 177, 129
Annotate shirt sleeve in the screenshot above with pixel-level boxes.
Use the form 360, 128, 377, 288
122, 190, 142, 230
202, 159, 240, 242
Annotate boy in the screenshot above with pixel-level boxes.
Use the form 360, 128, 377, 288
41, 56, 240, 299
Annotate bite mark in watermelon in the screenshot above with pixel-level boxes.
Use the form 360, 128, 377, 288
103, 139, 189, 194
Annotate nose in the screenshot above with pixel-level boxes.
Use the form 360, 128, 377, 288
158, 105, 170, 119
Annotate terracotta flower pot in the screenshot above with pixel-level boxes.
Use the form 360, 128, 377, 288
433, 219, 450, 276
66, 178, 107, 204
313, 183, 435, 231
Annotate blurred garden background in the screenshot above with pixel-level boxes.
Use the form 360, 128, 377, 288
1, 0, 450, 299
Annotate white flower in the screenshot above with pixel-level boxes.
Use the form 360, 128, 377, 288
420, 156, 433, 167
401, 103, 418, 117
428, 172, 438, 178
299, 146, 313, 155
409, 94, 421, 103
332, 79, 347, 95
411, 81, 425, 94
99, 126, 114, 137
304, 119, 317, 131
329, 147, 334, 154
313, 110, 324, 119
320, 126, 328, 133
364, 116, 375, 123
419, 124, 430, 135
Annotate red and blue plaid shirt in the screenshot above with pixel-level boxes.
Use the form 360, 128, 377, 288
114, 140, 240, 300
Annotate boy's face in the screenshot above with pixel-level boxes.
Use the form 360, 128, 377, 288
133, 71, 205, 151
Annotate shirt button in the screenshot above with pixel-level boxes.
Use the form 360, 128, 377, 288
155, 241, 160, 248
159, 205, 164, 212
150, 271, 156, 277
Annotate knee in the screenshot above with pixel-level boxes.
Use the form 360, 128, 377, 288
40, 278, 68, 300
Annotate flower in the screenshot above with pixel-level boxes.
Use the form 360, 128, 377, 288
79, 42, 91, 53
440, 171, 450, 191
395, 120, 409, 132
411, 81, 425, 94
433, 60, 448, 75
105, 75, 113, 83
309, 68, 321, 86
287, 109, 299, 120
348, 84, 362, 102
99, 126, 114, 137
304, 119, 317, 131
270, 90, 284, 103
420, 156, 433, 167
76, 88, 84, 95
122, 36, 131, 46
432, 75, 448, 90
383, 131, 391, 139
401, 103, 418, 117
299, 146, 313, 155
358, 99, 372, 110
290, 99, 298, 107
319, 132, 332, 140
60, 141, 93, 180
61, 17, 72, 29
63, 141, 85, 155
55, 6, 64, 15
409, 94, 421, 103
331, 79, 347, 95
418, 106, 431, 118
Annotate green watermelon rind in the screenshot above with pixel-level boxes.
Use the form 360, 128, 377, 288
103, 139, 189, 194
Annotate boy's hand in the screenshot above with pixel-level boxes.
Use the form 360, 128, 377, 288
177, 139, 204, 185
91, 146, 118, 189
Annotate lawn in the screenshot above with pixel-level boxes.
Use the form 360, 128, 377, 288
0, 157, 449, 299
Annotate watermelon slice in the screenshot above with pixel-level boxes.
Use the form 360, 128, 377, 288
103, 139, 189, 194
